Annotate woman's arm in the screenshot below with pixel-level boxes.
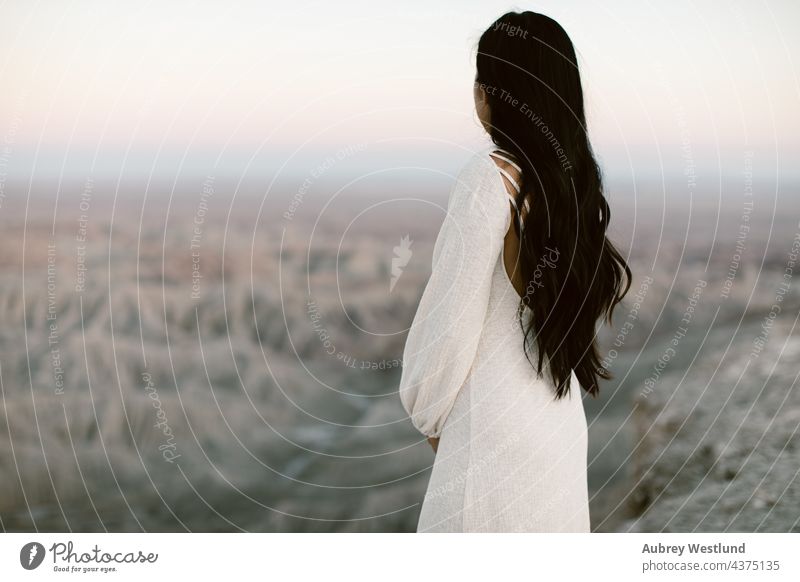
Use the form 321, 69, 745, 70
398, 153, 510, 438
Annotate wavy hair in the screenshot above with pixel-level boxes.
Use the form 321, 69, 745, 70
476, 11, 631, 398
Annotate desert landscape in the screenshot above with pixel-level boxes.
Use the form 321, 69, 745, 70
0, 172, 798, 532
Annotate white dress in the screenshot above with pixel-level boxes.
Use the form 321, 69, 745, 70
398, 148, 590, 532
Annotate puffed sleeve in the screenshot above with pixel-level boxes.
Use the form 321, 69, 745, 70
398, 152, 511, 438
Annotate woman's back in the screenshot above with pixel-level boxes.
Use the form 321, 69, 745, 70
405, 150, 590, 532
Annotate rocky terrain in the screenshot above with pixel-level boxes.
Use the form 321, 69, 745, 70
617, 311, 800, 532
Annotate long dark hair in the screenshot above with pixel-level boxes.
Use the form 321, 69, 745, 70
476, 11, 631, 398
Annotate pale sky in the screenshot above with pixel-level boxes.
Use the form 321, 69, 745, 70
1, 0, 798, 185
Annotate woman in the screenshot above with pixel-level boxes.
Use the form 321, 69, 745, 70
398, 11, 631, 532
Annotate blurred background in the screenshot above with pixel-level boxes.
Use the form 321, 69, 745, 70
0, 0, 798, 532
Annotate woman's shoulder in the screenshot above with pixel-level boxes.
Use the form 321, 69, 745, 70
446, 149, 511, 224
450, 149, 511, 203
455, 148, 498, 182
